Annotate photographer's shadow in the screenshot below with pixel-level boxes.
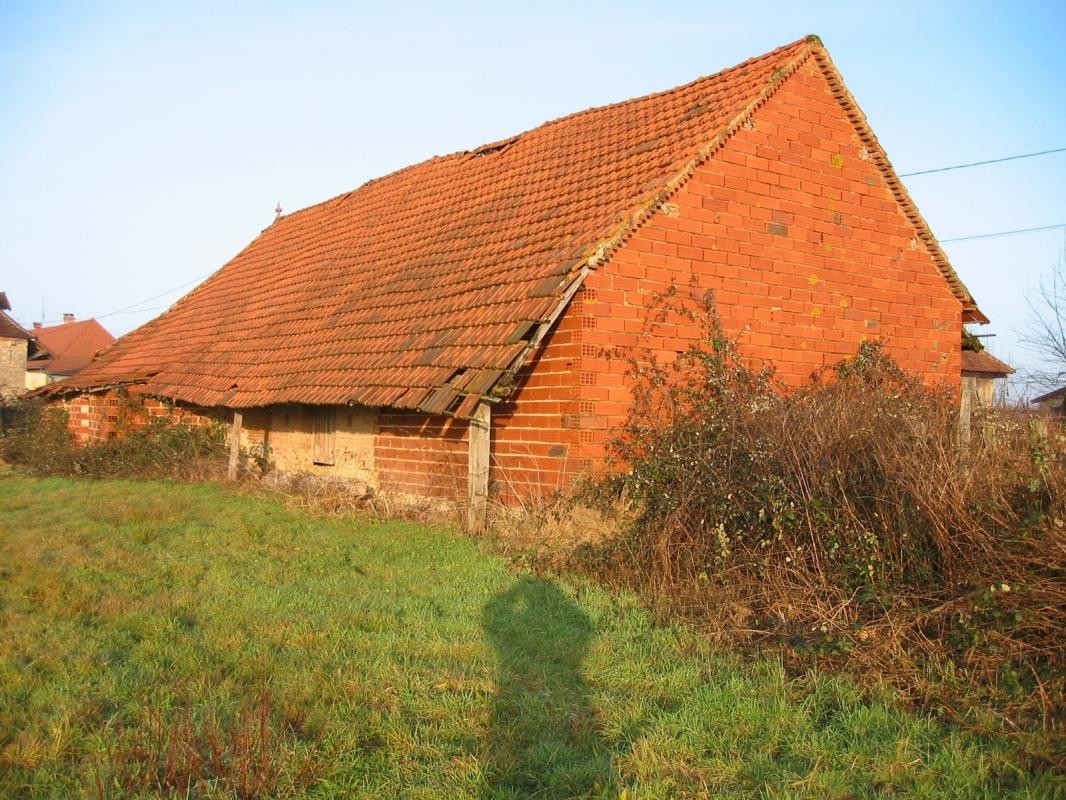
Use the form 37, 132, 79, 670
482, 576, 612, 798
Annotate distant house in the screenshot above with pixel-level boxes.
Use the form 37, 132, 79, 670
25, 315, 115, 389
43, 36, 988, 517
1031, 386, 1066, 415
960, 350, 1013, 410
0, 293, 33, 402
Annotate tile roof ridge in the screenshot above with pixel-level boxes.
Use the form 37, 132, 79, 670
272, 36, 814, 223
1032, 386, 1066, 404
35, 317, 94, 333
451, 35, 812, 156
522, 35, 812, 132
496, 37, 818, 386
572, 37, 816, 274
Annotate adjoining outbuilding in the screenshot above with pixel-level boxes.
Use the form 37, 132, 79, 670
41, 36, 987, 519
960, 349, 1014, 410
1032, 386, 1066, 415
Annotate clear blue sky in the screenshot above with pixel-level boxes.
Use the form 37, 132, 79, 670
2, 1, 1063, 387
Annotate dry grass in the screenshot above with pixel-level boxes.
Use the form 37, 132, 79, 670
90, 687, 324, 800
254, 469, 455, 524
485, 491, 631, 566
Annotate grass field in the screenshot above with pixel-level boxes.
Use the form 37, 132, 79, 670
0, 476, 1056, 799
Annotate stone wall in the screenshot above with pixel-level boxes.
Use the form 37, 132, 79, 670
0, 337, 27, 401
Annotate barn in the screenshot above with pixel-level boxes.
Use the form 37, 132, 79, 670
44, 36, 985, 522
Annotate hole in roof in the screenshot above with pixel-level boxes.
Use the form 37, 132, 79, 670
470, 135, 520, 158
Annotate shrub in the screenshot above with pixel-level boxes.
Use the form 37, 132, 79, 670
0, 398, 228, 480
0, 399, 74, 474
584, 294, 1065, 762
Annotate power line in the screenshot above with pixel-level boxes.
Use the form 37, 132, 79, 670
939, 223, 1066, 243
96, 273, 212, 320
99, 305, 171, 317
900, 146, 1066, 177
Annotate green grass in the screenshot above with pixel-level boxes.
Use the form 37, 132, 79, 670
0, 475, 1056, 799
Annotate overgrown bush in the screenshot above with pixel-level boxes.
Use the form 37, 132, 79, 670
584, 294, 1065, 765
0, 398, 228, 480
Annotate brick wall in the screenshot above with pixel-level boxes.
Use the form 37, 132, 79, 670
1, 337, 27, 400
490, 306, 586, 503
491, 56, 963, 498
61, 389, 220, 445
374, 411, 469, 499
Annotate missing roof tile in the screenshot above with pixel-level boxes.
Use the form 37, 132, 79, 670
470, 135, 521, 158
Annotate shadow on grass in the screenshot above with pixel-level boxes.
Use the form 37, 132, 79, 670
482, 576, 611, 798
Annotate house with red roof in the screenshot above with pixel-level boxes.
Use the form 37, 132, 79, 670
42, 36, 987, 521
1031, 386, 1066, 415
25, 315, 116, 389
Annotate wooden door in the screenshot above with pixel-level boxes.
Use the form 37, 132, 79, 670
312, 407, 336, 465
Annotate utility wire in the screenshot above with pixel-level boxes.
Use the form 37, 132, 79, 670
32, 149, 1066, 325
939, 223, 1066, 243
900, 147, 1066, 177
95, 273, 212, 320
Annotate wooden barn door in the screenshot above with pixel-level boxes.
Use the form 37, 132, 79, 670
312, 407, 336, 465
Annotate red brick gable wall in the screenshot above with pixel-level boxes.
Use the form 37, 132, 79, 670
490, 57, 963, 501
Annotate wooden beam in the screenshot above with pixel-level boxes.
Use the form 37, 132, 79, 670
466, 402, 490, 532
958, 377, 973, 448
228, 410, 243, 480
505, 266, 589, 379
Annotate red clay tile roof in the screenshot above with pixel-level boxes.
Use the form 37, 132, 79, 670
28, 319, 116, 376
51, 36, 983, 413
961, 350, 1014, 377
0, 310, 31, 341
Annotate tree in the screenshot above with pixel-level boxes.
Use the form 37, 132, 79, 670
1019, 245, 1066, 391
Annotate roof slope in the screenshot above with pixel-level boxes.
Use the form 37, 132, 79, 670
961, 350, 1014, 376
28, 319, 116, 376
56, 36, 982, 413
0, 311, 31, 341
1031, 386, 1066, 405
